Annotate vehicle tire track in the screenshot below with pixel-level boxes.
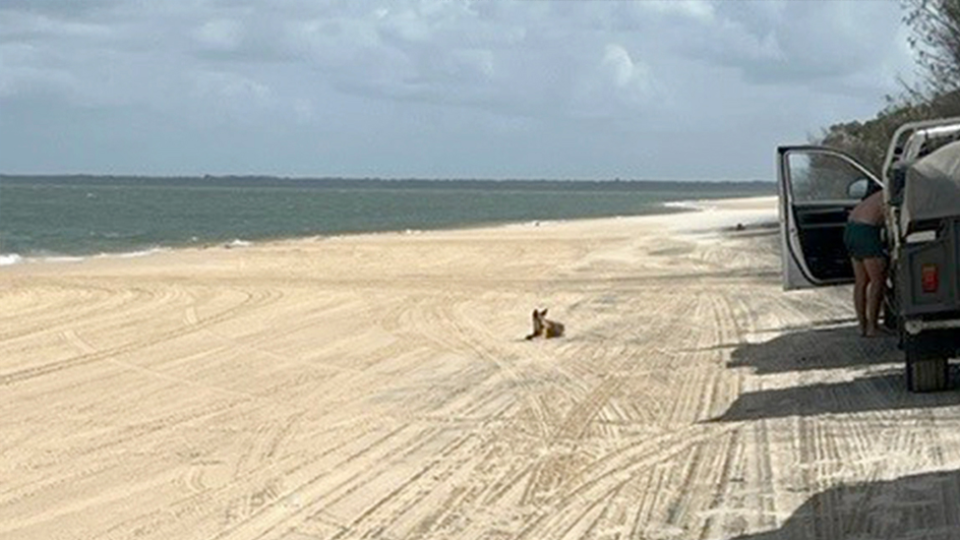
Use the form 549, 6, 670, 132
1, 286, 280, 386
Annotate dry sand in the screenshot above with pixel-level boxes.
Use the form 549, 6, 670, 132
4, 196, 960, 540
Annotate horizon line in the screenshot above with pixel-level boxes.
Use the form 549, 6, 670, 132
0, 173, 774, 184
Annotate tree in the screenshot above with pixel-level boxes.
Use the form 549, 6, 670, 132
817, 100, 942, 174
813, 1, 960, 170
902, 0, 960, 115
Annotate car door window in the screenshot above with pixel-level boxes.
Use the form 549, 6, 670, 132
786, 152, 872, 203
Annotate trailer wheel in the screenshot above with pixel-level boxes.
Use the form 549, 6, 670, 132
905, 353, 949, 393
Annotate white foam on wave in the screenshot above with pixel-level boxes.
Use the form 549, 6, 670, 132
662, 200, 717, 212
225, 239, 251, 248
0, 247, 170, 266
0, 253, 23, 266
109, 247, 168, 259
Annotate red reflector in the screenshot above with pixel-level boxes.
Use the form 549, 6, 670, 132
922, 264, 939, 293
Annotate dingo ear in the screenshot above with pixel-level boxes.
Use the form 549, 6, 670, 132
541, 309, 548, 316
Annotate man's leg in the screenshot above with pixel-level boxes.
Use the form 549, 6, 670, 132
863, 256, 888, 337
852, 258, 868, 336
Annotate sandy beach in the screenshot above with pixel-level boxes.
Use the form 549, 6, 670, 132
4, 196, 960, 540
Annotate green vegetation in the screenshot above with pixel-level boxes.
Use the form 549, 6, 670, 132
818, 0, 960, 174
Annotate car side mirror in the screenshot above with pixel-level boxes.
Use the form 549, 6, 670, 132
847, 178, 870, 199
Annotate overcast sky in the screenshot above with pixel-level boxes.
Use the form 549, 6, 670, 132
0, 0, 918, 180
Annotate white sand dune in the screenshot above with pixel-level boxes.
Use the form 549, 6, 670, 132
3, 196, 960, 539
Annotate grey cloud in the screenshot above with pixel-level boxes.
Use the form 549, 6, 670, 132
0, 0, 125, 19
0, 1, 684, 120
0, 0, 919, 178
696, 1, 909, 87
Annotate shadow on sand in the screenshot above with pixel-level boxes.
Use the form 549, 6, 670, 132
731, 469, 960, 539
726, 324, 900, 375
713, 323, 960, 422
711, 371, 960, 422
715, 325, 960, 538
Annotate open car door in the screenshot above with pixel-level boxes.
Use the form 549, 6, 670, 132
777, 146, 883, 290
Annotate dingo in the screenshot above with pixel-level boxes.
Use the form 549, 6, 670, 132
525, 308, 564, 340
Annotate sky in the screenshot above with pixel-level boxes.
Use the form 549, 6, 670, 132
0, 0, 919, 181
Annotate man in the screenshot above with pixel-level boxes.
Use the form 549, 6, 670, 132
843, 183, 887, 337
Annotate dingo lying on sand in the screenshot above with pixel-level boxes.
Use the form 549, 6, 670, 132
525, 309, 564, 340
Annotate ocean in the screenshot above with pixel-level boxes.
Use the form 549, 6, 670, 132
0, 176, 774, 265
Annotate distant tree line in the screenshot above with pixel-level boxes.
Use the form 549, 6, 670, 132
818, 0, 960, 174
0, 174, 774, 193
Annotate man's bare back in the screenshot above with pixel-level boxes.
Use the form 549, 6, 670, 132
848, 191, 885, 225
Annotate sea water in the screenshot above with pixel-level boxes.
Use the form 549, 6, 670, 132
0, 176, 773, 264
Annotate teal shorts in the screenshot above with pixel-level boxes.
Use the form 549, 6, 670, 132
843, 221, 885, 260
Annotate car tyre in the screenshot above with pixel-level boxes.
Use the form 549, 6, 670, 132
906, 352, 949, 393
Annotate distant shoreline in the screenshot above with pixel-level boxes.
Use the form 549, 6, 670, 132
0, 174, 773, 191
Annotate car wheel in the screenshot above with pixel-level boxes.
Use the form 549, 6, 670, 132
905, 351, 949, 393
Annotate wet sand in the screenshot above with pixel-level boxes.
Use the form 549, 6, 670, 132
4, 196, 960, 539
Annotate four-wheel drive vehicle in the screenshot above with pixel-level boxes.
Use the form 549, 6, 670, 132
777, 117, 960, 392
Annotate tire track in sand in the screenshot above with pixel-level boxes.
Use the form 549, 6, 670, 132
1, 287, 281, 386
